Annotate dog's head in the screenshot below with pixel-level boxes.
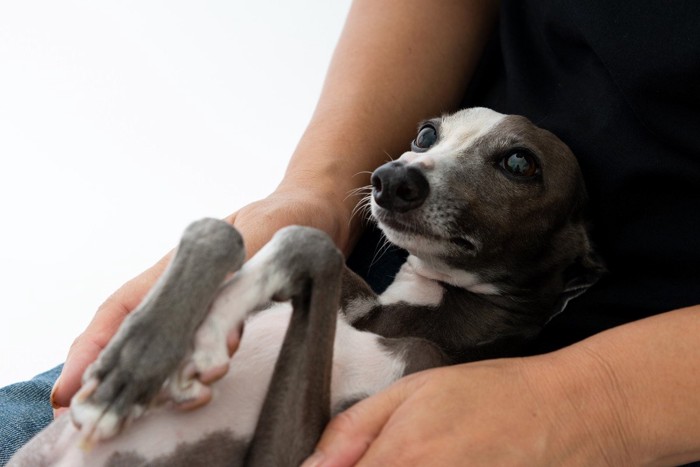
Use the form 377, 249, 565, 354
371, 108, 603, 313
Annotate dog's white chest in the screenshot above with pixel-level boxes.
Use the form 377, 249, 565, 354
379, 260, 445, 307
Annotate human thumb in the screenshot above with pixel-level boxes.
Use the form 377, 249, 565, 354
301, 380, 411, 467
50, 331, 106, 413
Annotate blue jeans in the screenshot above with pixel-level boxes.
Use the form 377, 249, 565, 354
0, 365, 62, 465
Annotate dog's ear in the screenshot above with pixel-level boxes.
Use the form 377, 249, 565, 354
548, 248, 606, 322
562, 250, 606, 296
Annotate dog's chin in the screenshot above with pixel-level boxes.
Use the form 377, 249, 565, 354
375, 215, 478, 260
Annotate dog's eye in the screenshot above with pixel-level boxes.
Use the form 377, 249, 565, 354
500, 151, 540, 178
411, 125, 437, 152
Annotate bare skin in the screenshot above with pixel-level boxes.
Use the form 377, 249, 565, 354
51, 0, 700, 464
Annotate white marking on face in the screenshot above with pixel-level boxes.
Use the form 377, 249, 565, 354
399, 107, 506, 171
400, 151, 419, 164
442, 107, 506, 146
417, 156, 435, 170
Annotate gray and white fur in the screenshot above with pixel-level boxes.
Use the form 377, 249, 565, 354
9, 108, 604, 467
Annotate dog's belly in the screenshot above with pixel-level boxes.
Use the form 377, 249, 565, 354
14, 304, 406, 467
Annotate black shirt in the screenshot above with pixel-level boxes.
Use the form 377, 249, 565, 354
465, 0, 700, 350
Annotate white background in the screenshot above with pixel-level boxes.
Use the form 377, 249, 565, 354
0, 0, 352, 387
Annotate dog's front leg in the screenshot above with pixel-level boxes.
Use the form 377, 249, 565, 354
70, 218, 244, 443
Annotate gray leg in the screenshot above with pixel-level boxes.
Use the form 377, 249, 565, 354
173, 226, 344, 466
244, 227, 343, 466
71, 218, 244, 443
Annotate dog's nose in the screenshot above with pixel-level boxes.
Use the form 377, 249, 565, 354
371, 161, 429, 213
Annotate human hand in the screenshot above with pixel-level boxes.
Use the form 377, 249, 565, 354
302, 355, 633, 467
51, 185, 355, 417
226, 186, 355, 259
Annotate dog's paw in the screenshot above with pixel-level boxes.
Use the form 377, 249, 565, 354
69, 320, 188, 442
68, 219, 246, 443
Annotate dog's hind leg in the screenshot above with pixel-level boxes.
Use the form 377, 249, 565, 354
69, 218, 245, 443
175, 225, 344, 466
245, 227, 343, 466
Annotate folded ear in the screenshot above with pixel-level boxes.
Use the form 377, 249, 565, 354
563, 249, 606, 295
548, 248, 606, 323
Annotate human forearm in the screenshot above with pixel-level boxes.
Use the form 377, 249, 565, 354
279, 0, 499, 251
536, 305, 700, 465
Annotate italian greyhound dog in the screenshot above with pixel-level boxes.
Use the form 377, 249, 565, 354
9, 108, 603, 466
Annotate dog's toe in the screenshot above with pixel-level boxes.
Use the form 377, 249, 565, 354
162, 362, 215, 409
187, 316, 237, 384
171, 381, 213, 411
70, 372, 153, 443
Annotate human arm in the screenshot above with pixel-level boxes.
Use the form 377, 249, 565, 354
51, 0, 500, 412
304, 305, 700, 466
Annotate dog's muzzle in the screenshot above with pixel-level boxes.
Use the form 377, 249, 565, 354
371, 161, 429, 213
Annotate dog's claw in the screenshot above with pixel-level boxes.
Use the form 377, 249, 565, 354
72, 378, 98, 408
72, 396, 147, 448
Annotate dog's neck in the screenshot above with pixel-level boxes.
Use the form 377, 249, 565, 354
349, 253, 556, 363
405, 255, 500, 295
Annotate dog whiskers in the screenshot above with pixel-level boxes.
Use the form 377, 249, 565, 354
349, 191, 374, 227
368, 235, 394, 272
345, 185, 372, 202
